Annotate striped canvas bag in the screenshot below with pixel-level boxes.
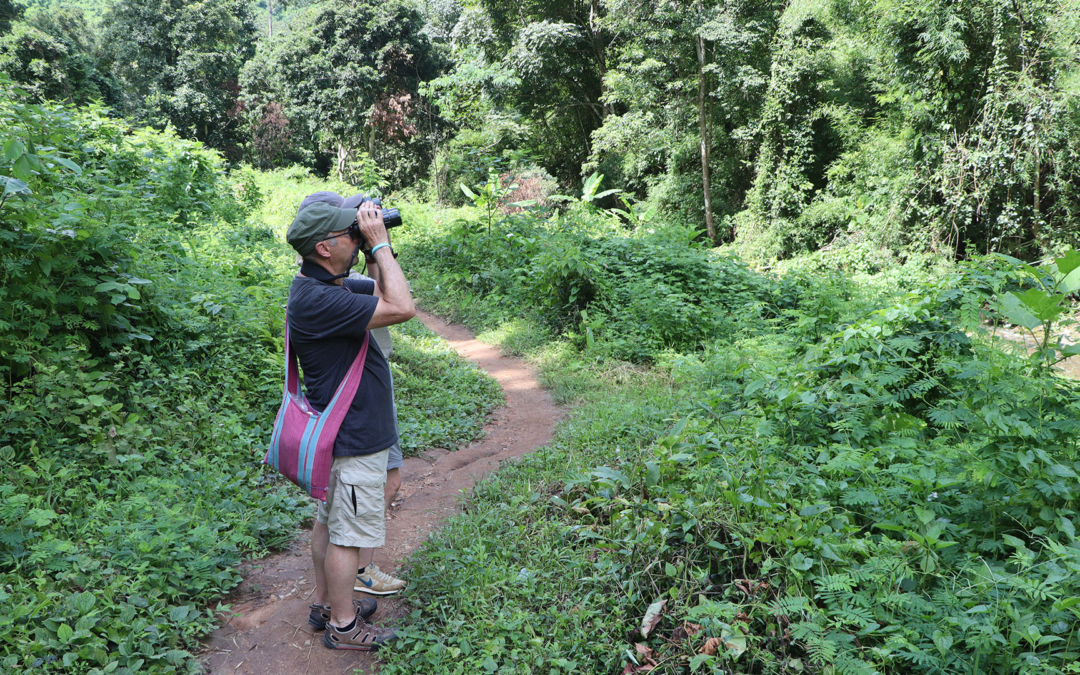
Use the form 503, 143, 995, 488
264, 317, 370, 502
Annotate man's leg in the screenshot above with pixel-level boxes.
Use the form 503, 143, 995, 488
326, 544, 374, 626
312, 520, 330, 606
313, 521, 376, 608
355, 448, 407, 596
385, 467, 401, 506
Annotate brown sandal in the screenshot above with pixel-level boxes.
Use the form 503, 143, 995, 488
307, 597, 377, 630
322, 616, 396, 651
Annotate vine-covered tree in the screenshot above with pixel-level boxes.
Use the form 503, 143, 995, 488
0, 0, 21, 35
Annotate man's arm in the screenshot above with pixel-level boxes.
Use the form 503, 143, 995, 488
356, 201, 414, 329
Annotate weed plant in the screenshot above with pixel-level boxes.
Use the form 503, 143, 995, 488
382, 201, 1080, 674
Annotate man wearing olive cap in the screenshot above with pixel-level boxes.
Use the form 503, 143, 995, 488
296, 192, 409, 598
285, 198, 414, 651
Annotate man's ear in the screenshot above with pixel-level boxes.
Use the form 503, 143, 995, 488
313, 240, 332, 258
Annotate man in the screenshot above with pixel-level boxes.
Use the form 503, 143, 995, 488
296, 192, 408, 597
285, 198, 414, 650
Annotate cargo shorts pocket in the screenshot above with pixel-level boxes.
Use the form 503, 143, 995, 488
326, 464, 386, 548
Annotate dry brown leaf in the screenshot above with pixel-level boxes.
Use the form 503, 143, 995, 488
635, 643, 654, 658
639, 598, 667, 638
683, 622, 703, 637
732, 578, 770, 596
700, 637, 721, 656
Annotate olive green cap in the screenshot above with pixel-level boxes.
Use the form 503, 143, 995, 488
286, 201, 355, 256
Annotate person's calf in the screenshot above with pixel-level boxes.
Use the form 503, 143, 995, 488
385, 467, 401, 507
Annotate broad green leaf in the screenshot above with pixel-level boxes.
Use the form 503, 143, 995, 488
51, 156, 83, 175
1053, 249, 1080, 277
169, 605, 190, 622
57, 624, 74, 642
997, 293, 1041, 330
798, 503, 830, 517
73, 591, 96, 614
591, 466, 631, 489
1001, 534, 1028, 550
790, 552, 814, 571
459, 183, 476, 199
1014, 288, 1065, 322
1, 175, 31, 198
2, 139, 26, 162
723, 633, 747, 657
1058, 343, 1080, 357
644, 461, 660, 487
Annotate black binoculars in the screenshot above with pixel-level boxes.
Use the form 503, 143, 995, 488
348, 198, 402, 249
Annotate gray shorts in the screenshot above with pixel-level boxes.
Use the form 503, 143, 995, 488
387, 441, 402, 471
315, 450, 388, 548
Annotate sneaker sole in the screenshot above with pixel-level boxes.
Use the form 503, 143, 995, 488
353, 585, 401, 596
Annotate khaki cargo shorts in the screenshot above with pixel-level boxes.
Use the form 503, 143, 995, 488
316, 450, 389, 548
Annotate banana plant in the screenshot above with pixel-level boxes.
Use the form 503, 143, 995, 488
550, 171, 622, 211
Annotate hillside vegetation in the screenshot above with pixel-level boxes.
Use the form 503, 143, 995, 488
4, 0, 1080, 673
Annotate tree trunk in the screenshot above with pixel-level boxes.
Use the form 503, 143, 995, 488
337, 143, 349, 182
588, 0, 611, 118
696, 7, 716, 242
268, 0, 272, 38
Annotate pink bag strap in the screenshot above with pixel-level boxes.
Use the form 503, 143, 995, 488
283, 309, 370, 411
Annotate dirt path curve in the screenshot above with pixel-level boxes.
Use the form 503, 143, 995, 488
200, 310, 560, 675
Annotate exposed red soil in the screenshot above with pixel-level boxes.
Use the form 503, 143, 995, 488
199, 310, 560, 674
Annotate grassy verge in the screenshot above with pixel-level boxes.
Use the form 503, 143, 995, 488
378, 204, 1080, 674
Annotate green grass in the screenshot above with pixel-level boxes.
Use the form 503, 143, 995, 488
382, 344, 684, 675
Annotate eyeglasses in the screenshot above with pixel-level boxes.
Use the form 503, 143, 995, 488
323, 230, 354, 242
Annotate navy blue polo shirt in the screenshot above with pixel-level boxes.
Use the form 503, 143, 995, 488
287, 275, 397, 457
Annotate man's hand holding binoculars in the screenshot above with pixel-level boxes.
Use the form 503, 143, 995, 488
355, 199, 389, 256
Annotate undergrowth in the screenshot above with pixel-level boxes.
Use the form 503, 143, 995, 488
380, 202, 1080, 674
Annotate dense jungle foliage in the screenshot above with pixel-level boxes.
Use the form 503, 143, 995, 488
378, 198, 1080, 675
4, 0, 1080, 673
3, 0, 1079, 259
0, 79, 499, 673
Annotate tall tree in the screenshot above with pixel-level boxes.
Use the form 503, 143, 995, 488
241, 0, 441, 185
590, 0, 778, 236
0, 0, 22, 35
99, 0, 257, 156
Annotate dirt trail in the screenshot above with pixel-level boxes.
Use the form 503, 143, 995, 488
199, 310, 560, 675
